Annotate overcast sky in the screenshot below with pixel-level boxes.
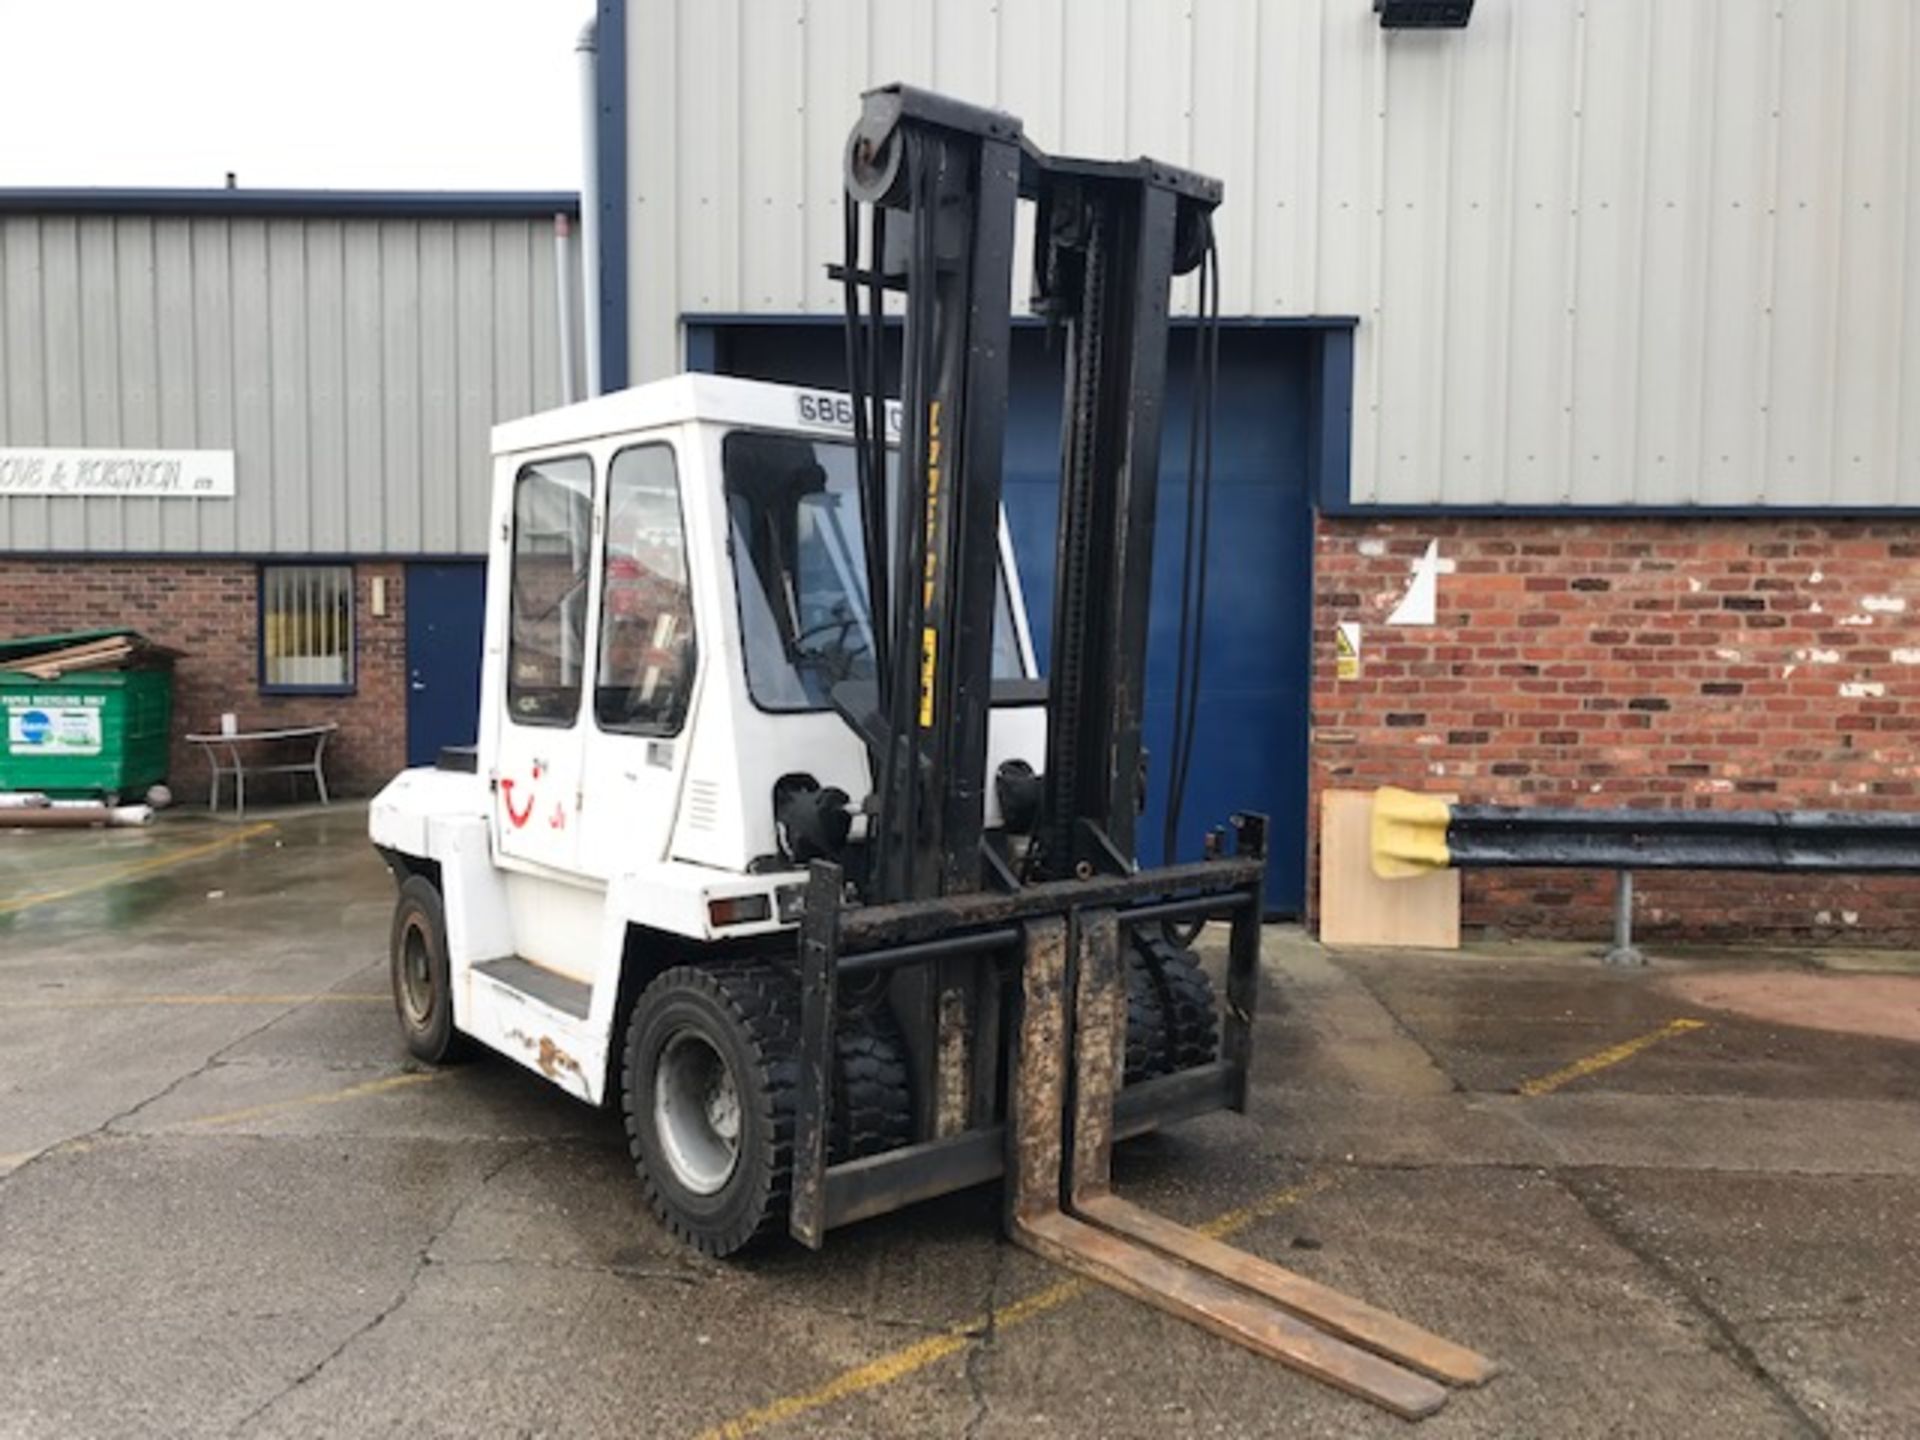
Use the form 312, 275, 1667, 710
0, 0, 588, 191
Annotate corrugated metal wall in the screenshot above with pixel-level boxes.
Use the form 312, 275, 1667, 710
0, 212, 581, 554
625, 0, 1920, 509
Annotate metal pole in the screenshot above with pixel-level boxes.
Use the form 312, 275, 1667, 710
1604, 870, 1646, 968
552, 213, 578, 405
575, 19, 603, 398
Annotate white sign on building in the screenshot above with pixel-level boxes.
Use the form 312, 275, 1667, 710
0, 448, 235, 499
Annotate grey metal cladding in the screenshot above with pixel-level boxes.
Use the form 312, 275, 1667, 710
0, 208, 582, 555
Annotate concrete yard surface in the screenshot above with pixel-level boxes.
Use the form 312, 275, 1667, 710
3, 806, 1919, 1437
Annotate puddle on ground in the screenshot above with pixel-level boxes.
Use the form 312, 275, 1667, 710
1661, 970, 1920, 1045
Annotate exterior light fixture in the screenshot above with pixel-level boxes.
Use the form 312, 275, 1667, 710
1375, 0, 1474, 29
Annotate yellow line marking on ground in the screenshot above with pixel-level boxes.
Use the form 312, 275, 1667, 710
1515, 1017, 1708, 1097
0, 821, 277, 917
0, 993, 386, 1011
692, 1174, 1333, 1440
0, 1060, 435, 1172
696, 1010, 1708, 1439
180, 1070, 449, 1130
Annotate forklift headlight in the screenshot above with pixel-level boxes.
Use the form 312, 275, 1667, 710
708, 894, 773, 929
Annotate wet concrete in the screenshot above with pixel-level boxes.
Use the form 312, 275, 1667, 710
2, 806, 1918, 1436
1663, 969, 1920, 1045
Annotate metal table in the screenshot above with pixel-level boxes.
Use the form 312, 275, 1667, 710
184, 722, 337, 818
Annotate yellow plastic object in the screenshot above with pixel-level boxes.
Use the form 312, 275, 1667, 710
1370, 787, 1453, 879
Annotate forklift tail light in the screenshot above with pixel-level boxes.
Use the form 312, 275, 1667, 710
708, 894, 773, 929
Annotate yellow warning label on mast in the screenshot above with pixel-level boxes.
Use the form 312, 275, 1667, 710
919, 627, 937, 728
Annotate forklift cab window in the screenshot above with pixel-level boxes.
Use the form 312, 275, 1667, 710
595, 443, 695, 734
724, 430, 1023, 712
507, 455, 593, 726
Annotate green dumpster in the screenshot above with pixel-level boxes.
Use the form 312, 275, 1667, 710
0, 629, 178, 801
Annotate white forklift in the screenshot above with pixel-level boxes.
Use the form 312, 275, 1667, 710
371, 86, 1494, 1417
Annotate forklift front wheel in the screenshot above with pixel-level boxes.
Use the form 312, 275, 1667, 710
623, 963, 799, 1257
389, 876, 467, 1064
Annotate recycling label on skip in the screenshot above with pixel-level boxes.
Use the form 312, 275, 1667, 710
6, 696, 104, 756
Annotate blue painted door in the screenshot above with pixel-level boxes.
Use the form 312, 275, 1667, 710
700, 322, 1316, 914
405, 562, 487, 768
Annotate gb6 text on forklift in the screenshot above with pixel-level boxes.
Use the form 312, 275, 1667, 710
369, 84, 1496, 1419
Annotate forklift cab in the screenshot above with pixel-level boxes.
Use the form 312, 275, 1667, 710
475, 372, 1046, 891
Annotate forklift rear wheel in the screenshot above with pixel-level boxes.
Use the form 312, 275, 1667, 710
1135, 933, 1220, 1073
1124, 945, 1171, 1083
831, 1004, 914, 1159
623, 963, 801, 1257
390, 876, 466, 1064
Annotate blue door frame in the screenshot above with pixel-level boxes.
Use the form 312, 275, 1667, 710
405, 562, 487, 768
685, 317, 1334, 916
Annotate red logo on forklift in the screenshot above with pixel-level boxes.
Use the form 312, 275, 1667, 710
501, 763, 541, 829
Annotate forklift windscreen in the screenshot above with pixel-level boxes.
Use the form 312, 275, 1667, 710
723, 429, 1023, 712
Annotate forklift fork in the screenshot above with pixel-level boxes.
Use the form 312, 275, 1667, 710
1005, 907, 1499, 1420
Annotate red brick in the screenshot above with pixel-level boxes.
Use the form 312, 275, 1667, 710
0, 559, 407, 802
1311, 515, 1920, 945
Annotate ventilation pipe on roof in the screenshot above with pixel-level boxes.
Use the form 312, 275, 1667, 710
576, 17, 603, 397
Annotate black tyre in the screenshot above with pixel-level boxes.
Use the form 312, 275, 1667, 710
623, 963, 801, 1257
1124, 944, 1171, 1083
831, 1003, 914, 1160
1134, 933, 1220, 1073
390, 875, 467, 1064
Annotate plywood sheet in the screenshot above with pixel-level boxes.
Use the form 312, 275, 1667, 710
1318, 790, 1460, 950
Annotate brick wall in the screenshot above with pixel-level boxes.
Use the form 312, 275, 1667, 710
1312, 517, 1920, 945
0, 559, 407, 801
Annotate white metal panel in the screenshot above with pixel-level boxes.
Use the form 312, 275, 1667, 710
3, 216, 50, 548
416, 220, 461, 554
380, 220, 425, 554
629, 0, 1920, 509
154, 218, 200, 552
343, 222, 386, 553
229, 218, 275, 552
0, 210, 583, 554
305, 219, 349, 554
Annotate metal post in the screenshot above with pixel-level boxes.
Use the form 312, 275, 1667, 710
575, 19, 602, 397
1604, 870, 1646, 968
552, 213, 578, 405
1223, 813, 1267, 1109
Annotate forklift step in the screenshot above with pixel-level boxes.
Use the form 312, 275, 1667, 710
1013, 1209, 1450, 1420
1075, 1193, 1499, 1388
472, 957, 591, 1020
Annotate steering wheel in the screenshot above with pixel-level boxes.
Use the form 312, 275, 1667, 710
790, 611, 871, 686
792, 614, 863, 650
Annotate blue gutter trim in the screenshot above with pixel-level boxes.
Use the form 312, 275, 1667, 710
683, 325, 718, 374
0, 189, 580, 219
595, 0, 630, 392
1310, 327, 1355, 525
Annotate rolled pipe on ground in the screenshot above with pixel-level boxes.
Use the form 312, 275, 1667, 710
1, 803, 151, 828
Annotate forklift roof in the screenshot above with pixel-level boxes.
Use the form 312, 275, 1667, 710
490, 373, 899, 459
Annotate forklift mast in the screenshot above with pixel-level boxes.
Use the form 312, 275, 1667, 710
795, 88, 1498, 1415
841, 85, 1222, 902
842, 87, 1024, 905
